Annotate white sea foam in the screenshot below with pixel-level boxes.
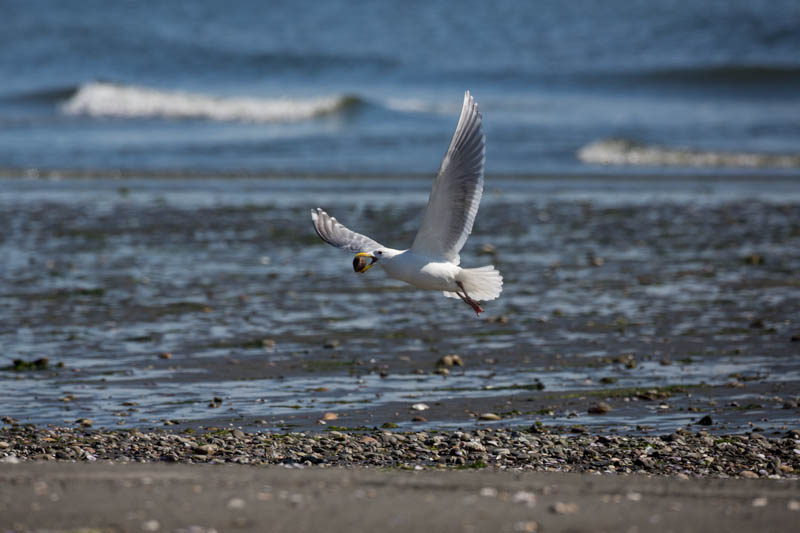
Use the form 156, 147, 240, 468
61, 82, 359, 122
383, 97, 460, 114
578, 138, 800, 169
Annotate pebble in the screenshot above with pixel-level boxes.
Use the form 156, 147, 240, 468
588, 402, 611, 415
550, 502, 579, 515
0, 424, 797, 478
479, 413, 502, 421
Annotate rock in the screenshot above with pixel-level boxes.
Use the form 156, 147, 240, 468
697, 415, 713, 426
437, 354, 464, 367
76, 418, 93, 427
158, 352, 172, 359
193, 444, 217, 455
323, 339, 340, 349
411, 403, 430, 411
740, 470, 759, 479
321, 412, 338, 421
412, 416, 428, 422
588, 402, 611, 415
479, 413, 502, 421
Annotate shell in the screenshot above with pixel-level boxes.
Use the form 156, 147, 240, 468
353, 255, 369, 272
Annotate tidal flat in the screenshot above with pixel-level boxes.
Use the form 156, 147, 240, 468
0, 175, 798, 444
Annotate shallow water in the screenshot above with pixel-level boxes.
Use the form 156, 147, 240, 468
1, 175, 799, 434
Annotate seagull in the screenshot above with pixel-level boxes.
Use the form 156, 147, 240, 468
311, 91, 502, 316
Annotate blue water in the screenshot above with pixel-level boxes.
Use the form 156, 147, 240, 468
2, 0, 800, 175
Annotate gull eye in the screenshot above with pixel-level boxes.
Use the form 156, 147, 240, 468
377, 251, 383, 255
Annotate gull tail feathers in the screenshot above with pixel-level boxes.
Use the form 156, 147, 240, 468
443, 265, 503, 302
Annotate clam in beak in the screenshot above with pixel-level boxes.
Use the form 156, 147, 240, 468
353, 252, 377, 273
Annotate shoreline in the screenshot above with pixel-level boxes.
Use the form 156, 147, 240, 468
2, 423, 797, 480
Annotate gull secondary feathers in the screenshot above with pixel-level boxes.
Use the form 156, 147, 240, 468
311, 91, 502, 315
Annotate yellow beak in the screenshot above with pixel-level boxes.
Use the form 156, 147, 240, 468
353, 252, 377, 273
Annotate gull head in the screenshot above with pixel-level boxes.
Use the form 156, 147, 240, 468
353, 250, 383, 273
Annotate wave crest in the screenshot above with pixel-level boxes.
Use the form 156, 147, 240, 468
578, 138, 800, 169
61, 82, 362, 122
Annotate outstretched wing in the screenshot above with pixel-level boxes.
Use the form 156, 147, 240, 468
410, 91, 485, 265
311, 208, 383, 253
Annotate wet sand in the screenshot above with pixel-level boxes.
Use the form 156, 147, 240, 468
1, 461, 798, 532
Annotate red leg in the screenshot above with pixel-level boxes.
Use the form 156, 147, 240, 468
456, 282, 483, 316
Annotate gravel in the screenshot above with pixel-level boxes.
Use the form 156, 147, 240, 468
1, 422, 797, 479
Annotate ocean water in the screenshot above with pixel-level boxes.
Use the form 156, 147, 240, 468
2, 0, 800, 175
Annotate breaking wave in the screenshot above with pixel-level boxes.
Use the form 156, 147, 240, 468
578, 138, 800, 169
60, 82, 363, 122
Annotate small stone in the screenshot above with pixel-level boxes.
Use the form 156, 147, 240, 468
76, 418, 93, 427
412, 416, 428, 422
141, 520, 160, 531
323, 339, 340, 349
321, 412, 338, 421
158, 352, 172, 359
411, 403, 430, 411
697, 415, 713, 426
0, 455, 20, 464
227, 497, 246, 510
740, 470, 759, 479
193, 444, 217, 455
437, 354, 464, 367
751, 497, 768, 507
550, 502, 579, 515
479, 413, 502, 421
588, 402, 611, 415
788, 500, 800, 511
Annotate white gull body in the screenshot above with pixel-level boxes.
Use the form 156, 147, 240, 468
311, 91, 502, 315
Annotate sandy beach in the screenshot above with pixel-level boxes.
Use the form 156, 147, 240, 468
2, 460, 798, 532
